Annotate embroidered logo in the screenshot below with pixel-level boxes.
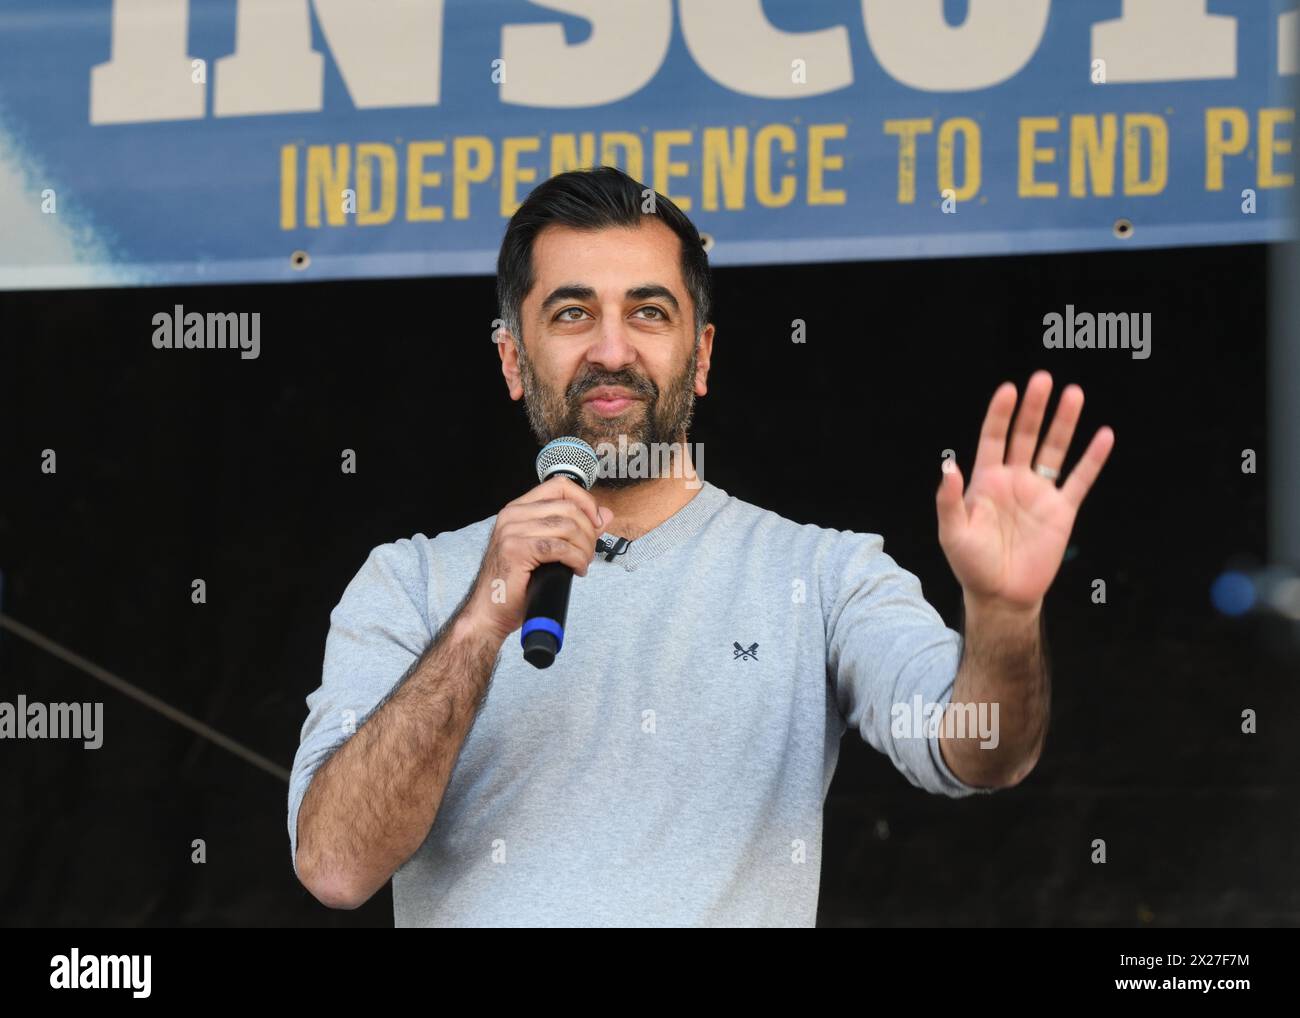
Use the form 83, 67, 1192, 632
733, 641, 759, 661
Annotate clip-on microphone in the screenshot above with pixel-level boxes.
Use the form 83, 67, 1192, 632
596, 536, 631, 561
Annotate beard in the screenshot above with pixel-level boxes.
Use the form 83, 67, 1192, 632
518, 340, 698, 490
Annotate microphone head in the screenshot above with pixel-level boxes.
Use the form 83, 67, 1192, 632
535, 436, 599, 491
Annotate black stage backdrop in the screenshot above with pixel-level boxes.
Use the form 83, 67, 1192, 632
1, 243, 1294, 927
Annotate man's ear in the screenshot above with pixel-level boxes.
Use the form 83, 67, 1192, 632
693, 323, 715, 397
496, 329, 524, 401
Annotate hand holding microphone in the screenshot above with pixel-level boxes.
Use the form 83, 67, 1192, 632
458, 438, 608, 667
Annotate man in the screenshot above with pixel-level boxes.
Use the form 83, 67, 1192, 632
289, 166, 1114, 926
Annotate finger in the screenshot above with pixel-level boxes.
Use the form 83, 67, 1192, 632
1060, 426, 1116, 510
935, 460, 967, 542
530, 533, 596, 576
513, 499, 600, 547
1034, 383, 1084, 477
513, 475, 604, 528
502, 528, 594, 577
1006, 370, 1053, 468
972, 381, 1018, 477
543, 537, 593, 576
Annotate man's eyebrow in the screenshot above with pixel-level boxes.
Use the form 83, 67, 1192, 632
538, 283, 681, 315
539, 285, 597, 314
625, 284, 680, 312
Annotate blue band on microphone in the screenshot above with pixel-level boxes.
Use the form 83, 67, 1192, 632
521, 616, 564, 651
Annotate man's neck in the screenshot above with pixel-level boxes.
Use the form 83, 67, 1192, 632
590, 445, 703, 541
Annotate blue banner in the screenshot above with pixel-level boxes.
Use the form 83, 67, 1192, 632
0, 0, 1294, 290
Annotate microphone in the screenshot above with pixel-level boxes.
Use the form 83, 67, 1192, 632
595, 536, 631, 561
521, 436, 600, 669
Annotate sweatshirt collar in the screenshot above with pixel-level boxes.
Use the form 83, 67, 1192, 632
593, 481, 729, 571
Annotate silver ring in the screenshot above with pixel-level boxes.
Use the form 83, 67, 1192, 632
1034, 464, 1060, 481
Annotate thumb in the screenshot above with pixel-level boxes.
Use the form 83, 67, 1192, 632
935, 461, 966, 541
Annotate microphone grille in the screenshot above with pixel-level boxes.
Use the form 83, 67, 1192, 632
535, 436, 599, 490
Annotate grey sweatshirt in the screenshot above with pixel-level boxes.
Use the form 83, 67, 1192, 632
288, 480, 995, 927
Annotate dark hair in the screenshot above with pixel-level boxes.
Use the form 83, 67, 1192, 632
496, 165, 712, 349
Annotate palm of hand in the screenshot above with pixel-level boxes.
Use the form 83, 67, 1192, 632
937, 371, 1115, 611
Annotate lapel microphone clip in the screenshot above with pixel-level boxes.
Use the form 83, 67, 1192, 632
596, 536, 631, 562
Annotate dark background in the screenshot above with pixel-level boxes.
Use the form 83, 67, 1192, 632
2, 242, 1296, 926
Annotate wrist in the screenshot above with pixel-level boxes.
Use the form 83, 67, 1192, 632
962, 590, 1042, 626
450, 606, 508, 653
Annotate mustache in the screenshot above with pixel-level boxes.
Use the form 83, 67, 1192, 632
567, 372, 658, 403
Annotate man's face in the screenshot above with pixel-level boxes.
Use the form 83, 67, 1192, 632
500, 219, 714, 487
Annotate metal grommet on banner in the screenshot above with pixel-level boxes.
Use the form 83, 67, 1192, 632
1112, 218, 1134, 240
699, 232, 715, 253
290, 250, 311, 270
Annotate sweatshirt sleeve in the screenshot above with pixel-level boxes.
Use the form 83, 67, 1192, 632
823, 530, 997, 799
287, 538, 436, 881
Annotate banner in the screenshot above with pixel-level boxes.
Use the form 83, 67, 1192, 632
0, 0, 1295, 290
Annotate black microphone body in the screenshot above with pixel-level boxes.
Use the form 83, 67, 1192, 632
521, 438, 601, 669
521, 560, 575, 668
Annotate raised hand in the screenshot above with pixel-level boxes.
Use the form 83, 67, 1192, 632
936, 370, 1115, 612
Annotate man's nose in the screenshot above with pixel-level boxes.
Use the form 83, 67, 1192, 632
584, 316, 638, 370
